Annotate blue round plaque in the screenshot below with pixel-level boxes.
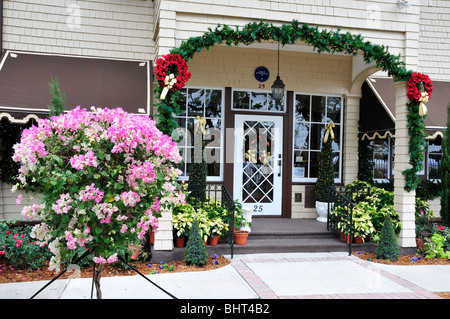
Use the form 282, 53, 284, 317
254, 66, 270, 83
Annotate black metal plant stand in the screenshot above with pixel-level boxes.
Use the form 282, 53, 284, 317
29, 246, 177, 299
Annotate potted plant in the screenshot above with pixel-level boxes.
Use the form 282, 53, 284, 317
352, 203, 376, 243
208, 217, 229, 246
233, 200, 250, 244
314, 122, 335, 222
172, 209, 194, 247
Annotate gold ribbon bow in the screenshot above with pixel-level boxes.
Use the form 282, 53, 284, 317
160, 74, 177, 100
245, 148, 257, 164
194, 116, 206, 136
260, 150, 272, 166
323, 121, 335, 143
419, 92, 429, 117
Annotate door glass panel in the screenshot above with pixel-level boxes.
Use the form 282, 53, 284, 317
241, 120, 276, 204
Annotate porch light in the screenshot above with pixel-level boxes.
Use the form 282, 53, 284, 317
271, 44, 285, 100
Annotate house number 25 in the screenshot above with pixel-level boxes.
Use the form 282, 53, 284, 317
253, 205, 263, 213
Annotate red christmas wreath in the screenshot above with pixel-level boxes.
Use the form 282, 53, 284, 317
154, 54, 191, 99
407, 72, 433, 102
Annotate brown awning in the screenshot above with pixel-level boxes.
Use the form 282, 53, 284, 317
0, 51, 150, 122
367, 76, 450, 129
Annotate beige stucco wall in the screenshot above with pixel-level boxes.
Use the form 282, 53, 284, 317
186, 45, 352, 94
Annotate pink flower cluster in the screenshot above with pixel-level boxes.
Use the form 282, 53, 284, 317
79, 183, 104, 203
70, 151, 98, 170
52, 193, 72, 214
120, 191, 141, 207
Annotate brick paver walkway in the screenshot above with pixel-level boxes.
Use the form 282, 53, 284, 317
231, 255, 443, 299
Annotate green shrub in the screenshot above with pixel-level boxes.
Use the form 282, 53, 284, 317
0, 221, 53, 270
375, 215, 400, 261
184, 218, 208, 267
423, 233, 450, 259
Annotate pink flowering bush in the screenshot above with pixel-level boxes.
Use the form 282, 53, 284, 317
12, 106, 185, 271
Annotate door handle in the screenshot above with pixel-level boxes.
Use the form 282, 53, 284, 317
278, 159, 282, 176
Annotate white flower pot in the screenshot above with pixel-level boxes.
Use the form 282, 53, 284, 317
315, 201, 332, 222
239, 206, 253, 232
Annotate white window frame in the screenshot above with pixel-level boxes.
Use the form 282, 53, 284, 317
292, 92, 343, 183
174, 86, 225, 182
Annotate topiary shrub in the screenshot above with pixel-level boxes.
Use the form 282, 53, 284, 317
314, 137, 334, 202
375, 215, 400, 261
184, 218, 208, 267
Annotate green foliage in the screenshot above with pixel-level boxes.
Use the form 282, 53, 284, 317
403, 100, 428, 191
184, 218, 209, 267
423, 233, 450, 259
48, 77, 66, 117
315, 139, 334, 202
0, 221, 53, 270
375, 215, 400, 262
440, 103, 450, 227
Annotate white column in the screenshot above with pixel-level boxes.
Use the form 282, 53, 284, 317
153, 208, 174, 251
343, 93, 361, 185
393, 81, 416, 248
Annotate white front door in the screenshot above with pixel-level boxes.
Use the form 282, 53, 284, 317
234, 115, 283, 216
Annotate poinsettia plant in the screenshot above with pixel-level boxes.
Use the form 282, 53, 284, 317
12, 106, 185, 271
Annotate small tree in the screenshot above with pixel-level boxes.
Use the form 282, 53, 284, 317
375, 215, 400, 261
315, 124, 335, 202
440, 103, 450, 227
48, 77, 66, 117
188, 117, 207, 201
12, 106, 185, 298
184, 217, 208, 267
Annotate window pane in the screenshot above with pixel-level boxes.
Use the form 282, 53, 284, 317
428, 153, 442, 179
311, 96, 326, 122
428, 140, 442, 179
374, 152, 388, 179
295, 94, 310, 122
332, 152, 340, 178
205, 89, 222, 118
293, 150, 308, 178
331, 124, 340, 153
233, 91, 250, 109
327, 96, 341, 124
293, 122, 309, 150
251, 92, 267, 110
178, 89, 187, 116
187, 88, 204, 116
205, 118, 222, 147
268, 93, 285, 111
310, 123, 324, 151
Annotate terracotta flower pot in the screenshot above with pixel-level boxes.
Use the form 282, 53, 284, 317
234, 230, 249, 245
149, 231, 155, 244
353, 236, 363, 244
128, 244, 142, 260
209, 235, 221, 246
175, 236, 185, 247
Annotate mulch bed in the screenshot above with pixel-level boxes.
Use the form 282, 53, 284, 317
0, 255, 231, 284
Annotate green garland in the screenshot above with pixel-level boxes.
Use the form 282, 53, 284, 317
155, 19, 430, 191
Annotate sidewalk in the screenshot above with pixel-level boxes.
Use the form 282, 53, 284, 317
0, 252, 448, 299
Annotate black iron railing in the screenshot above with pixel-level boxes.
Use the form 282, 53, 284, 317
327, 184, 371, 255
184, 183, 235, 258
